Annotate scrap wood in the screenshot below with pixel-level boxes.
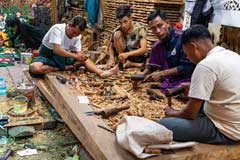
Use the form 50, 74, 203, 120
84, 90, 98, 95
39, 74, 240, 160
95, 38, 110, 65
136, 105, 144, 117
38, 74, 137, 160
93, 105, 130, 118
90, 102, 102, 109
144, 148, 161, 154
112, 85, 128, 99
95, 52, 107, 64
59, 70, 185, 129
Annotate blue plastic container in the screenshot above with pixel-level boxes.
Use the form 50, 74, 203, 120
0, 77, 7, 101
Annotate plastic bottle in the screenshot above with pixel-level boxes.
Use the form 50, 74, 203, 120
0, 77, 7, 102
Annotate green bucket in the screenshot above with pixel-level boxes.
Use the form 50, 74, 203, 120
12, 95, 28, 114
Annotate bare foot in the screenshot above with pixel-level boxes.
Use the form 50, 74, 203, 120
30, 62, 59, 74
106, 62, 115, 68
100, 65, 119, 78
124, 60, 143, 68
65, 65, 74, 71
96, 64, 108, 70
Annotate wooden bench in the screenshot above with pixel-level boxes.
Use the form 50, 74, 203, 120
34, 74, 240, 160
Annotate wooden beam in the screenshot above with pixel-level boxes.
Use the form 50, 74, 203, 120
50, 0, 57, 24
34, 74, 240, 160
35, 75, 136, 160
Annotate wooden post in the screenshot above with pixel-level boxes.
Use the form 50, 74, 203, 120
50, 0, 57, 24
33, 74, 240, 160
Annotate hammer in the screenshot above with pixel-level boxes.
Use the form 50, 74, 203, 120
118, 62, 124, 71
129, 74, 145, 89
56, 75, 67, 84
147, 64, 162, 72
165, 87, 185, 107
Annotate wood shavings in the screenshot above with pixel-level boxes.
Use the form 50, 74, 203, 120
60, 69, 186, 129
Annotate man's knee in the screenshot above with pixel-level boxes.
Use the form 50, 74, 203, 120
29, 62, 44, 74
158, 117, 211, 142
158, 117, 175, 129
158, 117, 190, 132
158, 117, 193, 141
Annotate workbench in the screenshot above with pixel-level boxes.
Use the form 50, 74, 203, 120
33, 69, 240, 160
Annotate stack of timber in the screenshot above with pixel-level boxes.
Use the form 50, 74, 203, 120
59, 0, 86, 22
218, 25, 240, 54
69, 0, 86, 20
34, 71, 240, 160
99, 0, 125, 50
100, 0, 183, 52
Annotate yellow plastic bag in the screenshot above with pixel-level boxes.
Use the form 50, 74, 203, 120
0, 31, 9, 46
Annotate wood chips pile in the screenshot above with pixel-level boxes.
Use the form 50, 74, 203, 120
61, 69, 186, 129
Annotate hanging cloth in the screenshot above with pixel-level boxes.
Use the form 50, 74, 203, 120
84, 0, 99, 27
190, 0, 214, 27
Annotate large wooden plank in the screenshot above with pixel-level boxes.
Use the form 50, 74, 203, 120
35, 75, 136, 160
148, 143, 240, 160
33, 74, 240, 160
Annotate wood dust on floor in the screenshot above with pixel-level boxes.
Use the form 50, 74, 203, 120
60, 69, 187, 129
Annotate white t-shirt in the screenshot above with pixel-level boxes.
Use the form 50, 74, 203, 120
189, 46, 240, 140
42, 23, 81, 52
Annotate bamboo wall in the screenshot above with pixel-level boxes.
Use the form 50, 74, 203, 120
63, 0, 183, 51
100, 0, 184, 52
58, 0, 86, 23
218, 25, 240, 54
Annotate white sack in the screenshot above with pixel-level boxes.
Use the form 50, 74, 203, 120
116, 116, 173, 158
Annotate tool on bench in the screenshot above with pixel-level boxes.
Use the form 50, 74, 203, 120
56, 75, 67, 84
118, 62, 124, 71
0, 149, 13, 160
0, 116, 9, 125
84, 105, 130, 118
146, 88, 164, 101
130, 74, 145, 81
48, 107, 64, 123
147, 64, 162, 72
165, 87, 185, 107
129, 74, 145, 89
97, 124, 115, 133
